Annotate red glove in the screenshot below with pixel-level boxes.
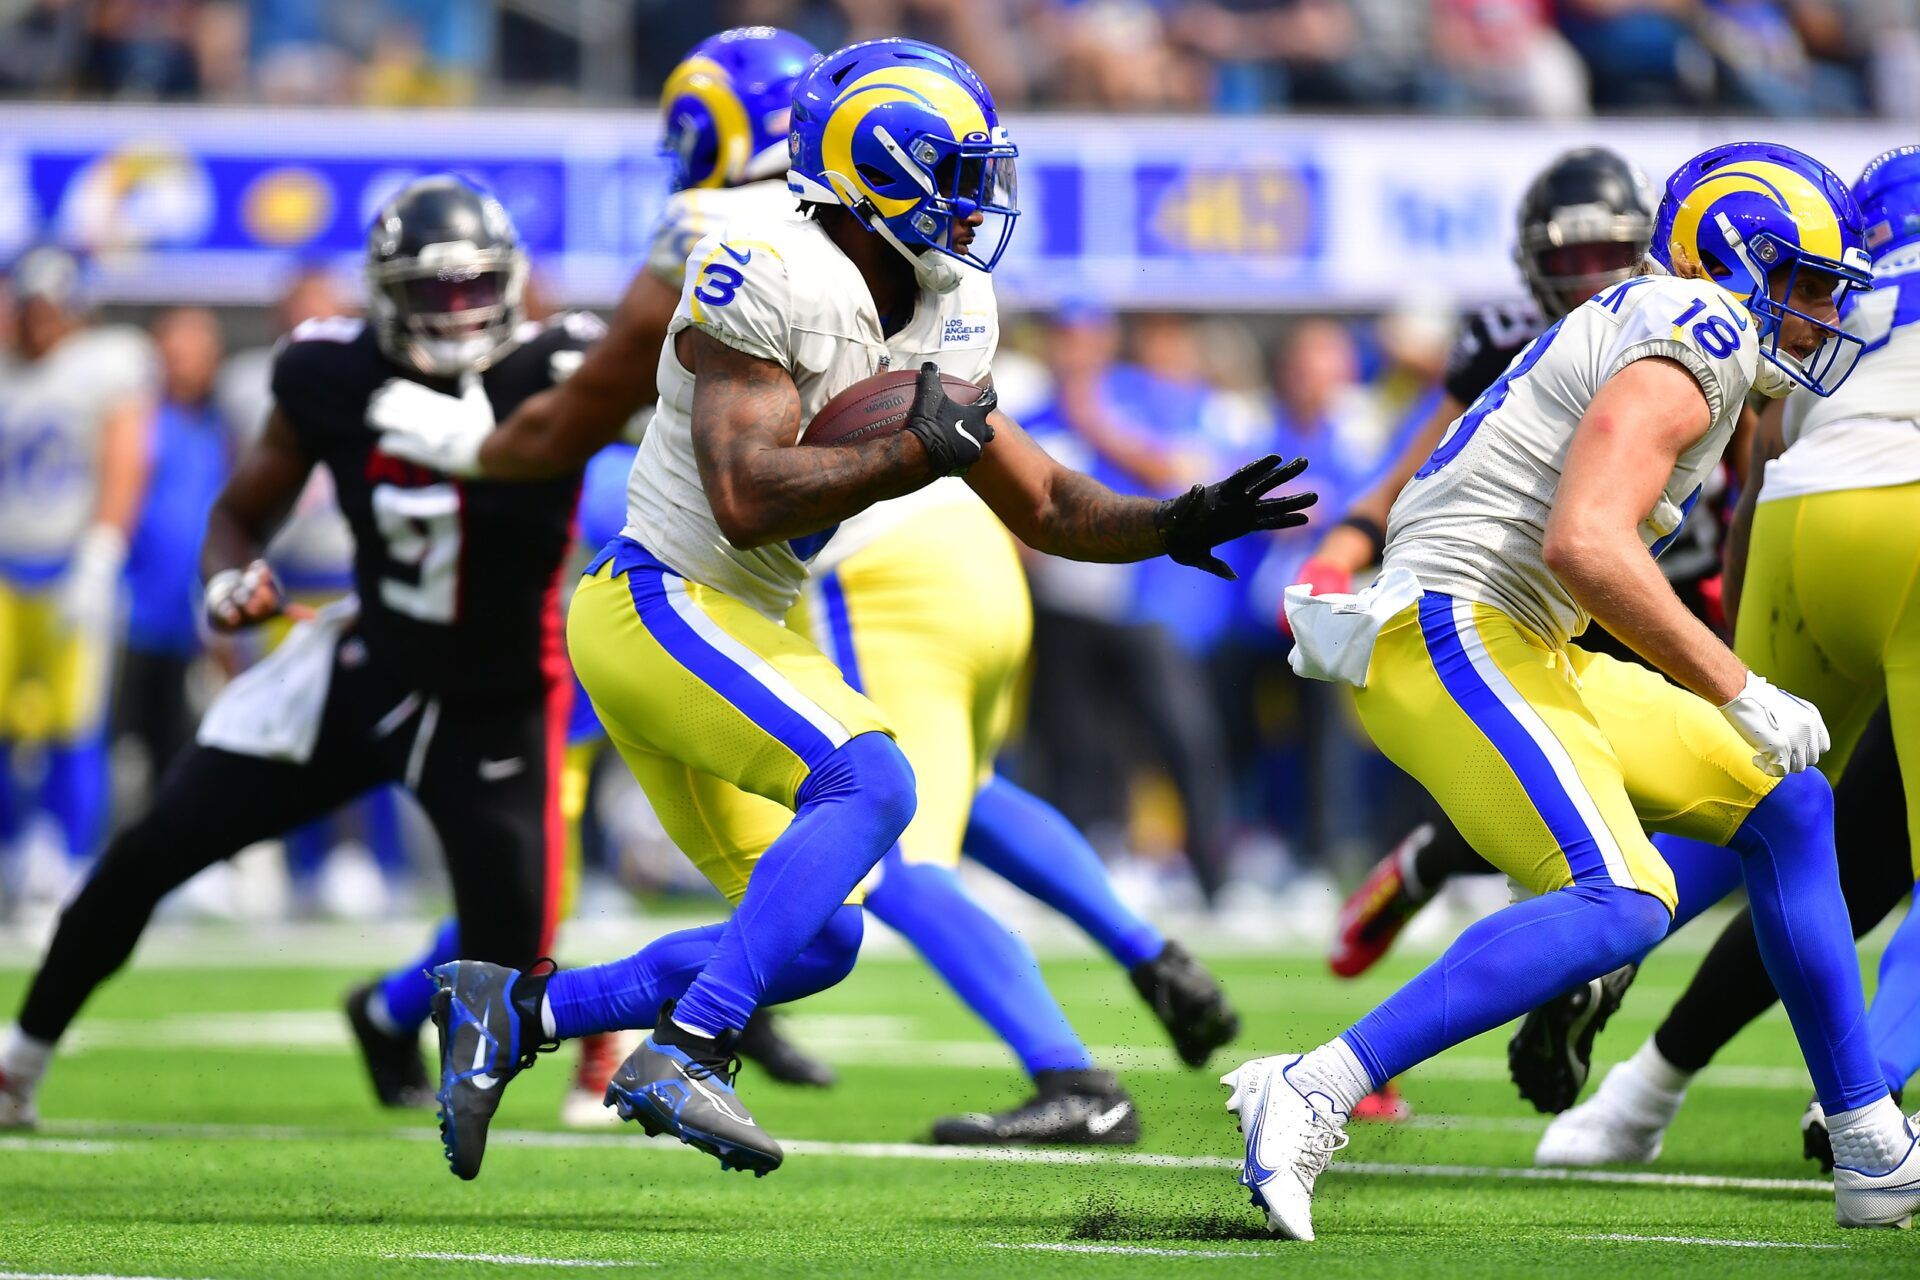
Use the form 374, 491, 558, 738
1278, 557, 1354, 637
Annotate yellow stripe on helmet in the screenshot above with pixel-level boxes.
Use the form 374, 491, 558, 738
818, 66, 990, 217
662, 55, 751, 190
1669, 160, 1844, 287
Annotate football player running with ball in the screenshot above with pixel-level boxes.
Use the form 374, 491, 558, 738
1244, 142, 1920, 1240
370, 38, 1308, 1181
0, 177, 598, 1127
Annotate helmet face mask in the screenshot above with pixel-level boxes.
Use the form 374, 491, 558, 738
1653, 142, 1874, 398
365, 176, 529, 379
789, 39, 1019, 291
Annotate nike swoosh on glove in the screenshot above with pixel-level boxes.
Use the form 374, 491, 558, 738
1155, 455, 1317, 580
368, 375, 496, 477
903, 362, 997, 476
1719, 671, 1830, 777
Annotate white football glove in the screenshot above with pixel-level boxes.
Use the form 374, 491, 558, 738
1719, 671, 1830, 778
203, 558, 285, 633
366, 374, 495, 477
56, 524, 126, 636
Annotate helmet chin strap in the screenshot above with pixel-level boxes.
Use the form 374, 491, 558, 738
870, 215, 964, 294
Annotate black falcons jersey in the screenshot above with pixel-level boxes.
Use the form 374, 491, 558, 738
1442, 300, 1545, 408
1439, 298, 1723, 597
269, 312, 605, 703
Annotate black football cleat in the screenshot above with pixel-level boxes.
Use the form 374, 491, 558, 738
1509, 962, 1639, 1114
931, 1068, 1141, 1145
604, 1008, 784, 1176
429, 960, 555, 1180
735, 1009, 836, 1088
1131, 941, 1241, 1068
344, 983, 434, 1109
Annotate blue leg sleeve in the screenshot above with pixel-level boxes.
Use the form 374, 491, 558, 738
362, 787, 409, 875
377, 918, 462, 1033
1728, 770, 1884, 1113
283, 816, 332, 886
671, 731, 912, 1035
865, 846, 1094, 1075
43, 734, 109, 862
964, 775, 1164, 970
1343, 882, 1669, 1086
1650, 832, 1745, 940
1868, 881, 1920, 1095
546, 905, 864, 1040
0, 742, 21, 845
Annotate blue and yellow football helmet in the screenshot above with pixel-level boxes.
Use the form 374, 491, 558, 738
661, 27, 820, 192
1651, 141, 1872, 396
787, 38, 1018, 292
1855, 145, 1920, 263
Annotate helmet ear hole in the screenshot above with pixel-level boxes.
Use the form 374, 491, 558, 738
856, 163, 900, 191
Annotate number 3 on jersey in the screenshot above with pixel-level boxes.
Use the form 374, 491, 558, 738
693, 253, 748, 308
373, 483, 461, 622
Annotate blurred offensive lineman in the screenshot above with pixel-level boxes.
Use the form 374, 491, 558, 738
1236, 142, 1920, 1239
377, 26, 1241, 1146
370, 38, 1310, 1181
1538, 145, 1920, 1171
0, 247, 155, 904
0, 177, 599, 1127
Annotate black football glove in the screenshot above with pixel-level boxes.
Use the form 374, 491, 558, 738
1154, 455, 1317, 580
904, 362, 997, 476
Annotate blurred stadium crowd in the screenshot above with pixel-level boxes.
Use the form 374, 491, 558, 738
4, 0, 1920, 119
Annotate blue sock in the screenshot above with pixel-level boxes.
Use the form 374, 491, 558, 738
671, 731, 913, 1036
377, 918, 462, 1034
964, 775, 1164, 969
1867, 881, 1920, 1095
284, 815, 332, 886
546, 905, 864, 1039
864, 846, 1094, 1075
1650, 832, 1745, 940
1343, 881, 1669, 1085
0, 742, 21, 845
1727, 770, 1884, 1113
43, 735, 108, 862
362, 787, 408, 875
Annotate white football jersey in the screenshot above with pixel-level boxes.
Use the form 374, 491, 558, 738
1385, 273, 1763, 647
644, 179, 803, 291
1767, 247, 1920, 503
624, 213, 998, 618
0, 324, 158, 571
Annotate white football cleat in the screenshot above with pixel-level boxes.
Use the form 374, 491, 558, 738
1533, 1061, 1675, 1167
1222, 1054, 1348, 1241
1835, 1118, 1920, 1228
0, 1066, 40, 1130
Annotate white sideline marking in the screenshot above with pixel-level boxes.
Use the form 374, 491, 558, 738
1571, 1234, 1843, 1250
392, 1253, 641, 1268
993, 1243, 1255, 1259
0, 1273, 218, 1280
45, 1119, 1834, 1195
0, 1137, 117, 1154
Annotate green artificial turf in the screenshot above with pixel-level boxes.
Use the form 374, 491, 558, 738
2, 923, 1913, 1278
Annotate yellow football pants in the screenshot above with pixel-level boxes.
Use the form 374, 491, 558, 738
0, 581, 110, 742
1737, 483, 1920, 872
565, 540, 890, 906
1356, 595, 1780, 912
790, 500, 1032, 867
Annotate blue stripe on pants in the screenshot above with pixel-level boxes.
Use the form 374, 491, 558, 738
622, 565, 840, 770
817, 571, 864, 695
1416, 594, 1613, 887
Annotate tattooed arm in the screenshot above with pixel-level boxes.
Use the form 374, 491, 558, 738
688, 330, 938, 549
965, 411, 1171, 561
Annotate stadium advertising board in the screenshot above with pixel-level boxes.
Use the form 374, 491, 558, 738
0, 106, 1901, 312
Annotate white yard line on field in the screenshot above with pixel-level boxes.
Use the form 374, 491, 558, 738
389, 1253, 642, 1268
39, 1119, 1834, 1196
0, 1137, 117, 1154
0, 1272, 218, 1280
1571, 1234, 1843, 1249
992, 1243, 1257, 1259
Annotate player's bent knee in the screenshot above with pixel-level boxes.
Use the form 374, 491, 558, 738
799, 731, 917, 835
1566, 882, 1670, 965
1730, 770, 1834, 862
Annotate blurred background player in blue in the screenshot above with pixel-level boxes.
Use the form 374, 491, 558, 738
0, 247, 155, 915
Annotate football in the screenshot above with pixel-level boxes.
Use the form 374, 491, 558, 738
802, 368, 986, 447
